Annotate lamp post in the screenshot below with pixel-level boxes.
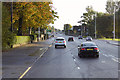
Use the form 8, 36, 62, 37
112, 1, 119, 39
113, 5, 116, 39
94, 13, 97, 39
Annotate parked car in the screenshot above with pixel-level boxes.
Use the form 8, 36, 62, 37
68, 37, 74, 41
55, 37, 66, 48
78, 42, 99, 58
78, 35, 83, 39
86, 36, 92, 41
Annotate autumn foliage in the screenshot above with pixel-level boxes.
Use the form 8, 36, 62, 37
3, 2, 58, 35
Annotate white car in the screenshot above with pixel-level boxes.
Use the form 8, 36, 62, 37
55, 37, 66, 48
86, 36, 92, 41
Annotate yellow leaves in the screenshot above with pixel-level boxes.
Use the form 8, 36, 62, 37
11, 2, 57, 30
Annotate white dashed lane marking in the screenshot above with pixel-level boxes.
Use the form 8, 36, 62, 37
77, 67, 80, 70
102, 54, 120, 64
74, 59, 76, 62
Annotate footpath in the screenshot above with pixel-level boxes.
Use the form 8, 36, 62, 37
2, 38, 54, 79
105, 40, 120, 46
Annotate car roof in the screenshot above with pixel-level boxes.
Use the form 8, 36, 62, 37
81, 41, 96, 45
69, 36, 73, 38
56, 37, 65, 39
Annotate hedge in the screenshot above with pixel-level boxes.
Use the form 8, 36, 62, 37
15, 36, 31, 44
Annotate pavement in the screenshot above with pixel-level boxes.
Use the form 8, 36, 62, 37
104, 40, 120, 46
2, 37, 54, 78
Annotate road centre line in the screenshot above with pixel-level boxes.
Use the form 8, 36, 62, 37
112, 58, 118, 63
101, 61, 106, 63
74, 59, 76, 61
77, 67, 80, 70
102, 54, 108, 57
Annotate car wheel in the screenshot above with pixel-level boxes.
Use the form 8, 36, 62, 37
55, 46, 57, 48
78, 54, 82, 58
96, 55, 99, 58
64, 46, 66, 48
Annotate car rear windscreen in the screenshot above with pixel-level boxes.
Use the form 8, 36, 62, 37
82, 43, 96, 46
56, 39, 64, 41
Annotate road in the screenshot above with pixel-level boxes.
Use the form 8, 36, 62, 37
21, 33, 119, 79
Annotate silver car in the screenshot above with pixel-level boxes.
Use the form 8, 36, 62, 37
55, 37, 66, 48
86, 36, 92, 41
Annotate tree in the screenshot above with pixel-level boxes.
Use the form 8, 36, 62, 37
78, 6, 96, 37
2, 3, 16, 49
3, 2, 59, 36
106, 0, 120, 14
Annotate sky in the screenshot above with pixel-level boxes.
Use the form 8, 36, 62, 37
51, 0, 108, 30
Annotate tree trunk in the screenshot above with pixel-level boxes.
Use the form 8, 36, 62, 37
17, 17, 23, 36
29, 27, 32, 35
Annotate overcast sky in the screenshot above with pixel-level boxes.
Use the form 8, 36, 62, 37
52, 0, 108, 30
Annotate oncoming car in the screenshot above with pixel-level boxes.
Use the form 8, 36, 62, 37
78, 42, 99, 58
55, 37, 66, 48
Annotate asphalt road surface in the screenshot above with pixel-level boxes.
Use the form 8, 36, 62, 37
22, 33, 119, 79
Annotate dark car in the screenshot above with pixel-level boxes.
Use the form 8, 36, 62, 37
86, 36, 92, 41
68, 37, 74, 41
78, 35, 83, 39
78, 42, 99, 58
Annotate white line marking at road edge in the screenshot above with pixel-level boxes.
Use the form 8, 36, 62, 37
77, 67, 80, 69
18, 67, 31, 80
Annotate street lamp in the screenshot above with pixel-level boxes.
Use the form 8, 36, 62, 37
113, 1, 119, 39
113, 5, 116, 39
95, 13, 97, 39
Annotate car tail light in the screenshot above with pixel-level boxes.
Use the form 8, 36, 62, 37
56, 41, 58, 43
94, 48, 98, 50
81, 48, 85, 50
63, 41, 65, 43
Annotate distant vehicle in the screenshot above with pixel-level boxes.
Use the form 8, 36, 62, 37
78, 35, 83, 39
51, 34, 54, 37
68, 37, 74, 41
78, 42, 99, 58
55, 37, 66, 48
86, 36, 92, 41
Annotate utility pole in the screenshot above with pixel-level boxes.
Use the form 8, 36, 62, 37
95, 13, 97, 39
113, 5, 116, 39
